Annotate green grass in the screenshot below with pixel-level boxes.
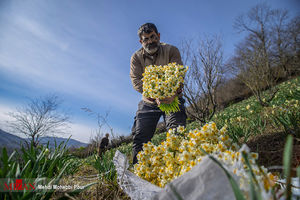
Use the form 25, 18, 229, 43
212, 76, 300, 143
0, 141, 90, 200
0, 77, 298, 199
91, 151, 117, 181
96, 76, 299, 199
116, 76, 299, 157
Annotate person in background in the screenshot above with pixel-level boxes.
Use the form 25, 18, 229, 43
130, 23, 187, 164
98, 133, 109, 158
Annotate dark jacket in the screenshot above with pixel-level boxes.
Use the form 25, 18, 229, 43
99, 137, 109, 149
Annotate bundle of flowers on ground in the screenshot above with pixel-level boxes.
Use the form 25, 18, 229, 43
134, 122, 277, 198
142, 62, 188, 114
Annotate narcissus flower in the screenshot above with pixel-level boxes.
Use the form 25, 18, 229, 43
134, 122, 277, 199
142, 63, 188, 114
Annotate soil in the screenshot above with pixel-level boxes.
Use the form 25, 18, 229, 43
246, 132, 300, 176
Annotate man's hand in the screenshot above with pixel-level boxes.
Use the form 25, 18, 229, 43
146, 97, 156, 102
155, 84, 183, 106
156, 94, 176, 106
176, 82, 183, 94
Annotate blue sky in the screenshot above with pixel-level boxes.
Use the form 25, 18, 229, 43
0, 0, 299, 143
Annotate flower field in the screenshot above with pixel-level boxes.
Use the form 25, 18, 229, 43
131, 76, 300, 199
0, 77, 299, 199
134, 123, 278, 198
212, 76, 300, 143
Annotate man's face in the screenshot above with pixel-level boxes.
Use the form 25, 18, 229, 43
140, 31, 160, 55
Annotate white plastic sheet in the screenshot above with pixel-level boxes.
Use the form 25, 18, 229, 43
113, 150, 235, 200
113, 150, 162, 200
278, 177, 300, 200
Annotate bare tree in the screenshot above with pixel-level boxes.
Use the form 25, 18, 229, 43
181, 36, 225, 123
8, 95, 70, 147
270, 8, 290, 76
81, 108, 112, 155
232, 3, 280, 106
229, 39, 277, 106
82, 108, 116, 138
286, 16, 300, 74
81, 108, 131, 155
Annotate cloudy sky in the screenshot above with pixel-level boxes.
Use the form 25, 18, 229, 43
0, 0, 299, 143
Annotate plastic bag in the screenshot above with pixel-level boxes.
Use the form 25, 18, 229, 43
113, 150, 235, 200
113, 150, 162, 200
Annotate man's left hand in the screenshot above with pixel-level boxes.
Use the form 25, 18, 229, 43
155, 94, 176, 106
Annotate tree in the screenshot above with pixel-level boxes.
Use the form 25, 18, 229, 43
286, 16, 300, 74
229, 39, 277, 106
180, 36, 225, 123
270, 8, 290, 76
8, 95, 70, 147
81, 108, 112, 156
231, 3, 280, 106
82, 108, 132, 156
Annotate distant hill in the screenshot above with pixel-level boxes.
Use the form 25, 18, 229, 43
35, 136, 88, 149
0, 129, 88, 152
0, 129, 25, 150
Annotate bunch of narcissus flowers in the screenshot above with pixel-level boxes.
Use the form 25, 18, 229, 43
134, 122, 277, 199
142, 63, 188, 114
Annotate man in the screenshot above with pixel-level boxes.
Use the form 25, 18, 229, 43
130, 23, 187, 164
98, 133, 109, 158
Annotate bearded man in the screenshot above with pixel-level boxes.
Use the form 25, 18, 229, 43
130, 23, 187, 164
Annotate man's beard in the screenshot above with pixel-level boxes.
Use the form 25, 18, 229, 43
143, 42, 160, 55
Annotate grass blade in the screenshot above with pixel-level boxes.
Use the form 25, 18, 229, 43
200, 148, 246, 200
283, 135, 293, 200
169, 183, 184, 200
242, 152, 263, 200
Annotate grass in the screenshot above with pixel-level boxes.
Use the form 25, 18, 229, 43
100, 76, 299, 199
0, 141, 90, 200
212, 76, 300, 142
0, 76, 299, 199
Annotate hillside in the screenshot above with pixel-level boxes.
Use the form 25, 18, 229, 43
0, 129, 25, 150
0, 129, 87, 152
36, 136, 88, 148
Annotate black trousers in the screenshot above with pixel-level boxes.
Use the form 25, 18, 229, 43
132, 97, 187, 164
98, 147, 106, 158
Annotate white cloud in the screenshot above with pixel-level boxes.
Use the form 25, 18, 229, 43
0, 2, 141, 138
0, 101, 131, 144
13, 16, 69, 51
66, 122, 96, 143
0, 102, 23, 137
0, 103, 16, 125
0, 15, 138, 112
0, 102, 93, 143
